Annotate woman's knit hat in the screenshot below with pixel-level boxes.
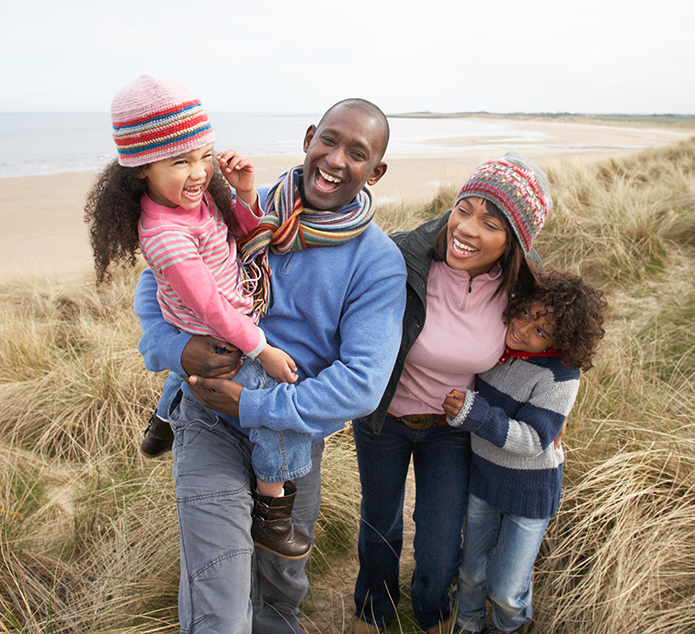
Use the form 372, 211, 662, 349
111, 74, 216, 167
455, 151, 552, 254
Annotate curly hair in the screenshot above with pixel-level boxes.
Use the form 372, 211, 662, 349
504, 270, 608, 372
84, 159, 234, 283
433, 197, 537, 300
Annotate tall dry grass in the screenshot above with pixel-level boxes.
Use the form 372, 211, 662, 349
1, 138, 695, 633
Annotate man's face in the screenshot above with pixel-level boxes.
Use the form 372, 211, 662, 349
301, 105, 387, 211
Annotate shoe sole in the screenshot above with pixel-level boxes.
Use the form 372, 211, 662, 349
252, 540, 313, 560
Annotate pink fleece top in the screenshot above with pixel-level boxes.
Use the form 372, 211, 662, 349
389, 260, 507, 416
138, 191, 265, 357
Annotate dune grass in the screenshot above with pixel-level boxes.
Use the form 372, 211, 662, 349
1, 138, 695, 632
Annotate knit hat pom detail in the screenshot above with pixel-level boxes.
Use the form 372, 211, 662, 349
111, 74, 216, 167
455, 151, 552, 254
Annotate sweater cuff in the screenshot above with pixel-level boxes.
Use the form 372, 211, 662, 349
447, 389, 490, 432
244, 329, 267, 360
447, 390, 476, 427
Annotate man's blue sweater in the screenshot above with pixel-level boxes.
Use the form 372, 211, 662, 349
133, 185, 407, 443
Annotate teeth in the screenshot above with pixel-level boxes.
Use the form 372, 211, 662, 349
318, 168, 342, 184
453, 237, 477, 254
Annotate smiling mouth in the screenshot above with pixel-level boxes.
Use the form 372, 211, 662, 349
509, 328, 527, 347
183, 185, 204, 198
315, 167, 343, 192
452, 237, 478, 256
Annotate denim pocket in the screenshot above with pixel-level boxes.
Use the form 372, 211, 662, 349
170, 393, 221, 446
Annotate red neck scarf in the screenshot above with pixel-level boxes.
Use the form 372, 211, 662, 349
497, 346, 562, 365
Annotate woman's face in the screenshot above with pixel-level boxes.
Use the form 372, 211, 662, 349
445, 196, 508, 277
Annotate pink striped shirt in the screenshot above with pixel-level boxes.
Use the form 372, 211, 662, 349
138, 191, 266, 356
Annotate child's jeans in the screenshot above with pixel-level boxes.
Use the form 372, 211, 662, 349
157, 357, 312, 484
456, 493, 549, 633
239, 357, 312, 483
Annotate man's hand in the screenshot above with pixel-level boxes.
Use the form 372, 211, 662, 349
186, 375, 243, 417
181, 335, 242, 379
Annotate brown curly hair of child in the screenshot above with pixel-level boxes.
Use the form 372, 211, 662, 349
84, 159, 234, 284
504, 270, 608, 372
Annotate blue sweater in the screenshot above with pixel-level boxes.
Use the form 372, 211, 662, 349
449, 356, 580, 519
133, 185, 408, 443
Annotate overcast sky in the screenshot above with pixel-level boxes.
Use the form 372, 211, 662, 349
3, 0, 693, 115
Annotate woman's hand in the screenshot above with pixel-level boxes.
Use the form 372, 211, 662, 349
186, 375, 243, 417
181, 335, 242, 379
554, 418, 568, 449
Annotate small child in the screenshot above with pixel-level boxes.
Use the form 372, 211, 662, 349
443, 270, 607, 634
84, 74, 312, 560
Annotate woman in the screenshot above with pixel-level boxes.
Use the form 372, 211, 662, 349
351, 151, 552, 634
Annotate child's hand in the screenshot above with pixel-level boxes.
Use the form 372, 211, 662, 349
216, 150, 257, 207
442, 389, 466, 419
257, 344, 299, 384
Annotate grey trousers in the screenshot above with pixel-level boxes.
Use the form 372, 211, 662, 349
170, 393, 324, 634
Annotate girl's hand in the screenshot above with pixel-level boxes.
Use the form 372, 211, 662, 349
442, 389, 466, 419
216, 150, 258, 208
257, 344, 299, 384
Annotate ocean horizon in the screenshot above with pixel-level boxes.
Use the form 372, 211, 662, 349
0, 112, 563, 179
0, 111, 668, 179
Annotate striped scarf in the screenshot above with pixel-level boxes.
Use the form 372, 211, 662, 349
238, 165, 376, 317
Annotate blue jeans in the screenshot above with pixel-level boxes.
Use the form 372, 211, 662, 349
352, 416, 470, 631
159, 358, 312, 484
170, 393, 324, 634
456, 493, 550, 633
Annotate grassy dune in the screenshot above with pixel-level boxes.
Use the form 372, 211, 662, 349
1, 138, 695, 633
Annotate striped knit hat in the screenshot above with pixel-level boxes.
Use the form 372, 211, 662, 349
111, 74, 216, 167
455, 151, 552, 254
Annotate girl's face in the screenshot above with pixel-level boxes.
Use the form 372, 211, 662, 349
506, 301, 556, 353
445, 197, 508, 277
141, 144, 214, 210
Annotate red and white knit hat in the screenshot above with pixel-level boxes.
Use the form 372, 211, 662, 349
455, 151, 552, 255
111, 74, 216, 167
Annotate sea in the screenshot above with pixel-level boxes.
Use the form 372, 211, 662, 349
0, 112, 553, 178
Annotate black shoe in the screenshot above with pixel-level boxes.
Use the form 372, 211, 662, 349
140, 412, 174, 458
251, 481, 313, 560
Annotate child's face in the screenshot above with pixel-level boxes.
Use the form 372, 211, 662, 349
506, 301, 557, 353
445, 197, 508, 277
141, 144, 214, 210
301, 105, 387, 211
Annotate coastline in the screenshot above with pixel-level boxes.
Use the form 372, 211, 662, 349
0, 117, 691, 280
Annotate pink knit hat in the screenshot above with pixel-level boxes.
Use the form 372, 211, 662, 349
111, 74, 216, 167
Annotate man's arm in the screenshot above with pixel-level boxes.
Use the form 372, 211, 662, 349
190, 238, 407, 436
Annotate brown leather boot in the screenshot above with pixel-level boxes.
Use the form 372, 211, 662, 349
140, 412, 174, 458
251, 481, 312, 560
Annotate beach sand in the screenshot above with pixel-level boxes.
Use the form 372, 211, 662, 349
0, 117, 691, 280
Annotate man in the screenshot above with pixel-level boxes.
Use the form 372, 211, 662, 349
134, 99, 407, 634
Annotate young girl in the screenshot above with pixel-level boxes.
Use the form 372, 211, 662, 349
84, 74, 312, 560
443, 270, 607, 634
